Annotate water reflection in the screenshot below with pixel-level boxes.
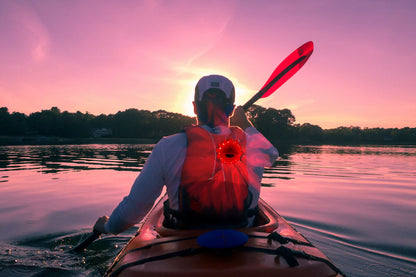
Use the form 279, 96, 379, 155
0, 144, 155, 176
0, 143, 415, 277
1, 144, 415, 184
263, 144, 416, 186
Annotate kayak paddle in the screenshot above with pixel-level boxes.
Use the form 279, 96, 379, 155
242, 41, 314, 110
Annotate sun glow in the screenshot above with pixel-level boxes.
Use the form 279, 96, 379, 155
176, 66, 256, 117
233, 80, 255, 107
179, 78, 198, 117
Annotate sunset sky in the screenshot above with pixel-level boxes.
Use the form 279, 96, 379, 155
1, 0, 415, 129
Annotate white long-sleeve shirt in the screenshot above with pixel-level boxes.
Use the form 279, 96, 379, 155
105, 125, 278, 234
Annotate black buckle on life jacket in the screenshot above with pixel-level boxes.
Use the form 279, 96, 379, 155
163, 200, 182, 228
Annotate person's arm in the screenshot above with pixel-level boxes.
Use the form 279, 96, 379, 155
245, 126, 279, 167
94, 141, 166, 235
229, 106, 253, 130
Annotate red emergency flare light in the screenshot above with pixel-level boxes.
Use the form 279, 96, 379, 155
216, 138, 243, 164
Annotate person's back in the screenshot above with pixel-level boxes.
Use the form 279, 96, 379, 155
166, 124, 251, 228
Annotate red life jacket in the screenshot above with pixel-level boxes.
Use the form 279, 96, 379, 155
177, 125, 251, 228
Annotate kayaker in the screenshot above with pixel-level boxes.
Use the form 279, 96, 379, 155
94, 75, 278, 234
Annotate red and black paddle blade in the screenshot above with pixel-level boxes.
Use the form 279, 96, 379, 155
243, 41, 314, 110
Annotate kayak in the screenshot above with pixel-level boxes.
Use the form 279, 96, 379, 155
104, 194, 345, 277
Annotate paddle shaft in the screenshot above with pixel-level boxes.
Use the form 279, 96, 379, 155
242, 55, 307, 111
73, 229, 101, 253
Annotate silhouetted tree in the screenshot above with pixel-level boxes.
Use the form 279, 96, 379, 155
27, 107, 62, 136
0, 107, 11, 135
298, 123, 324, 141
111, 109, 151, 138
247, 105, 296, 142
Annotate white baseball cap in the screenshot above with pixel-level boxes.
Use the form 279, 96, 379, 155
194, 75, 235, 103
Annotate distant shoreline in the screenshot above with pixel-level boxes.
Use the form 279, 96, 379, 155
1, 135, 415, 147
2, 106, 415, 146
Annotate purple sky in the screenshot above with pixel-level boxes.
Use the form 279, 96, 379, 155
1, 0, 415, 128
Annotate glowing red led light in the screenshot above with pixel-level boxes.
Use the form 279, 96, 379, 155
216, 138, 243, 164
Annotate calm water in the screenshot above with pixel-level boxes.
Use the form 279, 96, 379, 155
0, 144, 415, 276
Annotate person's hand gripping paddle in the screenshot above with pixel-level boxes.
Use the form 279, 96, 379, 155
72, 41, 314, 253
243, 41, 314, 110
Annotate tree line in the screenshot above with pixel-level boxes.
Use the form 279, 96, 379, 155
246, 105, 416, 144
1, 106, 415, 145
0, 107, 194, 139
